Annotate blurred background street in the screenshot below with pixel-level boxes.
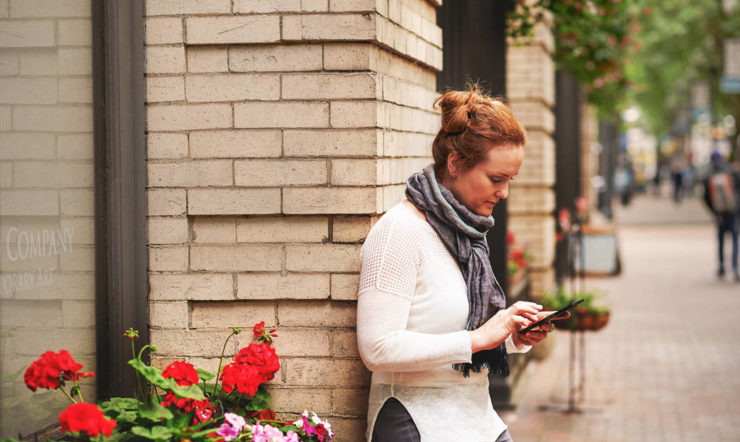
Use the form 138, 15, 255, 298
502, 192, 740, 442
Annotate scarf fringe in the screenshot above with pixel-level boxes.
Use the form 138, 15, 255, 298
453, 345, 509, 378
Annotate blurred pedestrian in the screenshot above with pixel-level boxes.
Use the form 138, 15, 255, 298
671, 157, 683, 203
703, 151, 740, 280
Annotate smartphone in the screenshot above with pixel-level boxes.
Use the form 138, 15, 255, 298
519, 298, 584, 333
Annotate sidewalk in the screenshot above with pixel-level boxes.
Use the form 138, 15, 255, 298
501, 194, 740, 442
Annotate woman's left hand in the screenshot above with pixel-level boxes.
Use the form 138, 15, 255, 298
511, 310, 570, 347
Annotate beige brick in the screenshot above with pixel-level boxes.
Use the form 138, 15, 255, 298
507, 185, 556, 215
283, 129, 379, 157
328, 417, 365, 441
149, 245, 189, 272
192, 217, 236, 243
278, 300, 355, 327
0, 133, 56, 160
377, 157, 429, 185
332, 216, 373, 243
509, 101, 555, 134
148, 188, 186, 216
273, 328, 330, 357
0, 0, 6, 17
148, 160, 232, 187
267, 387, 332, 414
60, 246, 95, 272
147, 132, 188, 159
188, 188, 281, 215
0, 77, 57, 104
60, 189, 94, 216
331, 273, 360, 301
190, 130, 281, 159
187, 47, 228, 73
0, 20, 55, 48
234, 160, 326, 187
148, 217, 189, 244
151, 329, 231, 357
282, 73, 378, 99
150, 357, 180, 371
283, 187, 376, 214
331, 330, 359, 358
379, 183, 405, 212
10, 0, 89, 17
186, 16, 280, 45
13, 106, 92, 132
383, 102, 437, 133
146, 46, 185, 74
0, 300, 62, 328
147, 103, 232, 131
146, 17, 183, 45
302, 0, 328, 11
330, 0, 380, 11
59, 19, 92, 45
61, 300, 95, 327
186, 74, 279, 102
382, 130, 434, 157
59, 78, 92, 104
0, 51, 19, 75
287, 244, 361, 272
59, 47, 92, 75
235, 102, 329, 129
18, 49, 58, 75
150, 301, 188, 328
57, 134, 93, 160
146, 0, 231, 15
190, 301, 276, 328
150, 273, 234, 301
237, 216, 328, 243
331, 159, 377, 185
237, 273, 329, 300
233, 0, 301, 13
1, 162, 12, 187
284, 358, 369, 387
332, 388, 368, 416
0, 105, 9, 130
147, 76, 185, 102
59, 217, 93, 245
229, 44, 322, 72
13, 162, 93, 188
190, 245, 282, 272
323, 43, 375, 70
282, 14, 375, 41
330, 100, 378, 128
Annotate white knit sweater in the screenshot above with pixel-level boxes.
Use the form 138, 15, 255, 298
357, 200, 529, 442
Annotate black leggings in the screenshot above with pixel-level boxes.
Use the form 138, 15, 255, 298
370, 397, 514, 442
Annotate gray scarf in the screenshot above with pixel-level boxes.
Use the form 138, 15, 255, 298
406, 165, 509, 377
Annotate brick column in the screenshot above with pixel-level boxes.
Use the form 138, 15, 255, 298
144, 1, 442, 439
506, 12, 556, 298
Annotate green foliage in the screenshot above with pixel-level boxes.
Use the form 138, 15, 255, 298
127, 358, 206, 401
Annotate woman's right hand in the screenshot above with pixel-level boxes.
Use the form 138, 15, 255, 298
468, 301, 542, 353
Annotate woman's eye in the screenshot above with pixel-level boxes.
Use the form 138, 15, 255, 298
490, 177, 503, 184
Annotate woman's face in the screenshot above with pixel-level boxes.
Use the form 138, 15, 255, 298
445, 145, 524, 216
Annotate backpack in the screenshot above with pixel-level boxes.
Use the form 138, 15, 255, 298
707, 172, 738, 214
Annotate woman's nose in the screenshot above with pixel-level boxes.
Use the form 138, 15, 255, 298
497, 183, 509, 199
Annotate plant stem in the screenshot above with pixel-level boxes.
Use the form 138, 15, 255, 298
76, 383, 85, 403
213, 331, 236, 396
59, 387, 78, 405
130, 339, 146, 401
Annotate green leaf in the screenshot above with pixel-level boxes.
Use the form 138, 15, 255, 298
196, 368, 215, 381
130, 426, 173, 440
127, 358, 206, 400
139, 398, 173, 422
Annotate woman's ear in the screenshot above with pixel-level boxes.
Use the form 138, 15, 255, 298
447, 152, 459, 178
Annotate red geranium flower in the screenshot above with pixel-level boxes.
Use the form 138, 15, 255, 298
253, 321, 265, 337
507, 231, 515, 245
59, 403, 116, 437
162, 360, 198, 386
220, 362, 263, 396
24, 350, 93, 392
235, 343, 280, 382
161, 392, 214, 424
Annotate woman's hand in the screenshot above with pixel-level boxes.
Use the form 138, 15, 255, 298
511, 310, 571, 348
468, 301, 542, 353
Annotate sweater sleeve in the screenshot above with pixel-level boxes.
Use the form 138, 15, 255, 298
357, 288, 472, 372
356, 213, 472, 372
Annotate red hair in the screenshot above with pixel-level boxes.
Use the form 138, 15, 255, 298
432, 85, 526, 178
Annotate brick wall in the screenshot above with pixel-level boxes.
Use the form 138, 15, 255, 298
144, 0, 442, 439
506, 11, 557, 298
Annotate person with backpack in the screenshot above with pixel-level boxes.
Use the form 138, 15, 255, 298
703, 151, 740, 281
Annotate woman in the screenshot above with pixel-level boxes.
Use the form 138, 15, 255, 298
356, 87, 557, 442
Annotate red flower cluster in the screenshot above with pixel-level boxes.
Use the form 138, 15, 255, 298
59, 403, 116, 438
253, 321, 278, 344
162, 360, 199, 386
160, 360, 214, 423
220, 343, 280, 395
24, 350, 93, 392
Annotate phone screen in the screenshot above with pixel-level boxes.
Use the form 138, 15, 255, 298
520, 298, 584, 333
